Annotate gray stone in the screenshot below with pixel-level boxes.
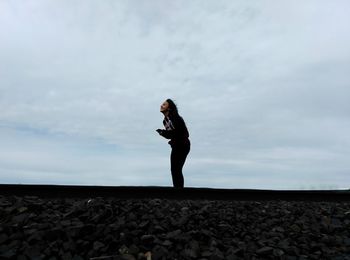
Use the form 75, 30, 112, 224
0, 248, 16, 258
141, 235, 155, 245
119, 245, 129, 255
331, 218, 343, 229
0, 195, 349, 259
93, 241, 105, 251
44, 228, 63, 241
344, 237, 350, 246
12, 213, 28, 223
162, 240, 173, 246
0, 233, 8, 244
120, 254, 136, 260
256, 246, 273, 255
165, 229, 182, 240
273, 248, 285, 257
152, 245, 169, 260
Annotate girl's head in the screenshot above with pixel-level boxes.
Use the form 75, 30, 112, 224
160, 99, 178, 116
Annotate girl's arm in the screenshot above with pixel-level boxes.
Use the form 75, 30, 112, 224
157, 116, 186, 139
157, 129, 173, 139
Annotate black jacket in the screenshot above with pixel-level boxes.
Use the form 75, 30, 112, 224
160, 114, 189, 147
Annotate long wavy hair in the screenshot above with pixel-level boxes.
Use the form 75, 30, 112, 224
166, 98, 179, 117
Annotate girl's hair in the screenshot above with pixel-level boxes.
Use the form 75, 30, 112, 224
166, 98, 179, 117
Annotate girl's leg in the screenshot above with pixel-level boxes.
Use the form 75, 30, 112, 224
170, 143, 190, 188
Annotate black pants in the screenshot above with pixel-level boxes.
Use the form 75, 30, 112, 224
170, 140, 190, 188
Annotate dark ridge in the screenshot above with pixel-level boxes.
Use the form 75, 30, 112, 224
1, 185, 350, 258
1, 184, 349, 201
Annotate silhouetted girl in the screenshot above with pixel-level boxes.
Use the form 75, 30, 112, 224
157, 99, 190, 188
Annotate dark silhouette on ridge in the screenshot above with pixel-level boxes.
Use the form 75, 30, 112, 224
157, 99, 190, 188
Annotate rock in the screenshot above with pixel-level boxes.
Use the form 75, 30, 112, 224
165, 229, 182, 240
60, 220, 71, 226
182, 240, 200, 258
79, 224, 95, 237
72, 256, 84, 260
201, 250, 212, 257
256, 246, 273, 255
277, 239, 290, 250
0, 233, 8, 244
273, 226, 285, 233
63, 240, 76, 251
0, 198, 11, 207
139, 220, 149, 229
128, 212, 137, 221
119, 245, 129, 255
331, 218, 343, 229
0, 247, 16, 258
93, 241, 105, 251
27, 231, 43, 244
209, 248, 225, 260
12, 213, 28, 224
0, 195, 350, 259
17, 207, 28, 213
141, 235, 155, 245
344, 237, 350, 246
152, 245, 168, 260
154, 225, 165, 233
181, 207, 189, 212
44, 228, 63, 241
149, 199, 162, 206
273, 248, 285, 257
62, 252, 73, 260
162, 240, 173, 247
24, 245, 41, 258
290, 224, 301, 233
176, 215, 189, 226
120, 254, 136, 260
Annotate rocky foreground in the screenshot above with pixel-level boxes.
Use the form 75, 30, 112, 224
1, 195, 350, 259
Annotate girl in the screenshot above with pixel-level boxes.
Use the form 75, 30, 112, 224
156, 99, 190, 188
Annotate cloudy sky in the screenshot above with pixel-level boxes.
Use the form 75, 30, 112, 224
1, 1, 349, 189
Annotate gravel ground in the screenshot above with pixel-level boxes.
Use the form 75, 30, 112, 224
1, 195, 350, 259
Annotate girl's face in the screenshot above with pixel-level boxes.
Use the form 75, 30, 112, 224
160, 101, 169, 113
